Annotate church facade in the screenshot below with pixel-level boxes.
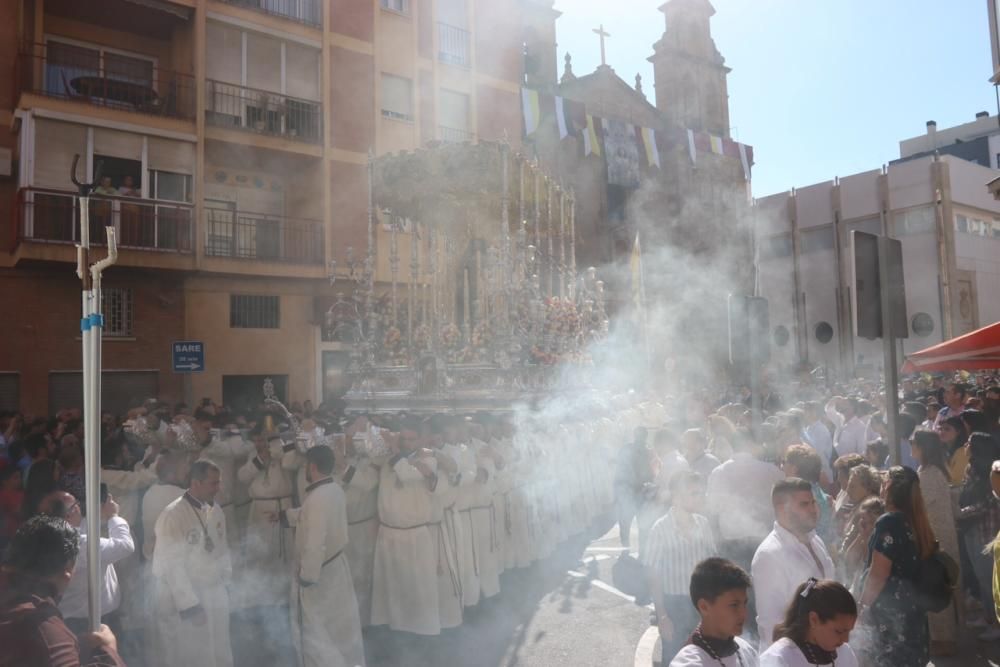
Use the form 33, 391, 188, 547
523, 0, 755, 377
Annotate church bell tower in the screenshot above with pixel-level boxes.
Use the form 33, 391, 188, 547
647, 0, 732, 137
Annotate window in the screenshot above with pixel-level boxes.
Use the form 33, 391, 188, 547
800, 226, 834, 254
896, 207, 935, 236
44, 38, 156, 101
381, 74, 413, 121
759, 233, 792, 260
0, 373, 19, 412
149, 171, 192, 203
231, 294, 280, 328
102, 288, 134, 337
380, 0, 409, 13
439, 89, 471, 141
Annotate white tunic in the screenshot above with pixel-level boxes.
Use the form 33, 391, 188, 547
443, 442, 481, 608
151, 493, 233, 667
337, 458, 379, 627
286, 477, 365, 667
760, 638, 858, 667
370, 456, 446, 635
670, 637, 758, 667
199, 434, 252, 554
237, 441, 294, 607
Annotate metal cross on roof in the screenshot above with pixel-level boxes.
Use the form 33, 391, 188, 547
592, 24, 611, 67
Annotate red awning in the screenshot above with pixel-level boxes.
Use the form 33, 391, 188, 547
901, 321, 1000, 374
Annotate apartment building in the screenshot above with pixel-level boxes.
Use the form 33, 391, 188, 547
0, 0, 532, 414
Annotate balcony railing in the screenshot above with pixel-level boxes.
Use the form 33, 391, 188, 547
219, 0, 322, 28
206, 79, 322, 144
205, 208, 324, 264
16, 188, 193, 253
438, 23, 471, 68
439, 126, 475, 143
15, 43, 195, 121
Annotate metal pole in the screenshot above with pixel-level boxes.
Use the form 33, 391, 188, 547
878, 235, 901, 465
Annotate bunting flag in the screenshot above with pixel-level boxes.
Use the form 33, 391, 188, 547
521, 88, 541, 135
709, 134, 725, 155
555, 96, 568, 139
516, 86, 754, 171
739, 142, 751, 182
584, 114, 602, 157
638, 126, 661, 168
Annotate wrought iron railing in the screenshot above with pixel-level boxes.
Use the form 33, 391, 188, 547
439, 126, 475, 143
218, 0, 322, 27
16, 187, 193, 253
438, 23, 471, 67
15, 42, 196, 120
205, 79, 322, 143
204, 208, 324, 264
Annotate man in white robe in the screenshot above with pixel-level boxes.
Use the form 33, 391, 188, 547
237, 429, 294, 607
333, 435, 379, 627
370, 421, 449, 635
196, 418, 252, 565
441, 418, 480, 609
151, 460, 233, 667
279, 445, 365, 667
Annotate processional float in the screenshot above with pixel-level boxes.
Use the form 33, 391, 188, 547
325, 141, 609, 414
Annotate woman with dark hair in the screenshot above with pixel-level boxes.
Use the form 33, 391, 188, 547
910, 429, 961, 654
940, 415, 969, 485
857, 465, 934, 666
958, 432, 1000, 639
20, 458, 58, 521
760, 578, 859, 667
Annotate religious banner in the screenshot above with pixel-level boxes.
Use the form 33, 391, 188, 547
637, 126, 661, 169
521, 88, 541, 135
555, 96, 586, 139
583, 114, 602, 157
602, 117, 641, 187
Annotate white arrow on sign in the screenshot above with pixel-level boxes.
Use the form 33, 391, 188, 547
176, 363, 202, 370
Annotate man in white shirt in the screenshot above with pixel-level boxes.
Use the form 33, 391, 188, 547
824, 398, 869, 458
933, 382, 967, 428
40, 490, 135, 634
751, 478, 835, 652
707, 434, 783, 572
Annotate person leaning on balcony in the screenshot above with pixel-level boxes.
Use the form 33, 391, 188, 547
93, 176, 117, 196
117, 176, 140, 197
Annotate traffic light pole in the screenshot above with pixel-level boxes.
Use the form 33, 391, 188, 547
878, 235, 901, 465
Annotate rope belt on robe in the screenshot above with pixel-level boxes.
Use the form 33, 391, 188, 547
458, 507, 480, 576
376, 518, 460, 599
442, 506, 464, 599
259, 496, 292, 561
348, 514, 378, 526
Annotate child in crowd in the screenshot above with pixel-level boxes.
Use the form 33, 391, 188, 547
760, 578, 859, 667
670, 557, 758, 667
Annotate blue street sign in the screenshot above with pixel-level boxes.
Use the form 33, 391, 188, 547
172, 341, 205, 373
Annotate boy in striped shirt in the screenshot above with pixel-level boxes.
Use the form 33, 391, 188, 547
643, 471, 717, 661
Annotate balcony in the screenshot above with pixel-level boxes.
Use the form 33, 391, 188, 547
206, 80, 322, 144
16, 188, 193, 253
438, 23, 470, 68
15, 42, 195, 121
439, 126, 475, 143
204, 208, 324, 264
219, 0, 322, 28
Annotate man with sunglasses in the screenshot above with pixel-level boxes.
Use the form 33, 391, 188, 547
38, 489, 135, 635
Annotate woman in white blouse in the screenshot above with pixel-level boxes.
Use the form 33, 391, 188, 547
760, 578, 859, 667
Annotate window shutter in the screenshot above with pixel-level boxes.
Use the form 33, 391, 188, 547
94, 128, 143, 161
34, 119, 87, 189
148, 137, 195, 175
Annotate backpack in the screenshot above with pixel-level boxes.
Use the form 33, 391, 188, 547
914, 545, 958, 613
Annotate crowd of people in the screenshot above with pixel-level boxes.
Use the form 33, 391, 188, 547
631, 373, 1000, 666
0, 395, 627, 667
0, 371, 999, 666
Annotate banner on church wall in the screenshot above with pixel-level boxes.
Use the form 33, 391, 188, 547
602, 118, 641, 187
